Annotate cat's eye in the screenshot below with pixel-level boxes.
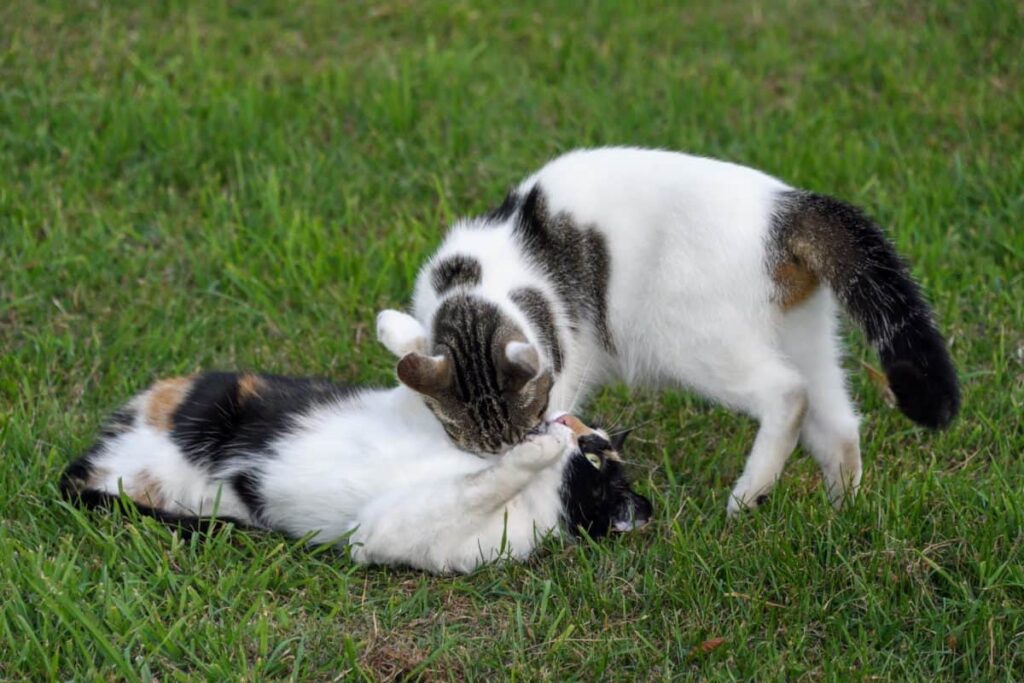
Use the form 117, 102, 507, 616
585, 452, 602, 470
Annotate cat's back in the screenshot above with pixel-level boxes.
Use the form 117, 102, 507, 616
166, 372, 359, 456
522, 147, 790, 233
414, 147, 791, 325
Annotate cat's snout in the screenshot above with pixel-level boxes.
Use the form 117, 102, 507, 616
551, 414, 589, 437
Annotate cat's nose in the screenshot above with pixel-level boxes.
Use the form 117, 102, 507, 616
552, 414, 589, 437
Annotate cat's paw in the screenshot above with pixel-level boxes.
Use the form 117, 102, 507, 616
726, 479, 771, 516
376, 310, 427, 358
509, 427, 569, 472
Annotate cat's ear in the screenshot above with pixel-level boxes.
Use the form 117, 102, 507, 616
397, 352, 452, 397
610, 428, 633, 452
500, 341, 541, 394
376, 310, 428, 358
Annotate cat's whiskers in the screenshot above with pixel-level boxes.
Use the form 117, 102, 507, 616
603, 400, 633, 439
567, 353, 594, 414
608, 416, 660, 443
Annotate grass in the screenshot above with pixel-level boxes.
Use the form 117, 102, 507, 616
1, 0, 1022, 679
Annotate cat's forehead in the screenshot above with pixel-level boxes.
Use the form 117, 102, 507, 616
432, 293, 506, 338
578, 432, 613, 454
554, 414, 612, 449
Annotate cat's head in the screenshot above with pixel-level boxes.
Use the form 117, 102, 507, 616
555, 415, 653, 538
377, 296, 552, 453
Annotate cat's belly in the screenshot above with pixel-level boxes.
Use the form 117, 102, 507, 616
257, 426, 492, 543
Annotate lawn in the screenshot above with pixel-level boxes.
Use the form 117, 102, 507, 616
2, 1, 1022, 680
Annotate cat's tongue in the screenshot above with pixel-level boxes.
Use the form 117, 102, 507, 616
553, 414, 589, 437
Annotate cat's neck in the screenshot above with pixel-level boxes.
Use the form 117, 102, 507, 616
372, 384, 443, 426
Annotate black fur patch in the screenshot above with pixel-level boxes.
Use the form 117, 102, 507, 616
430, 254, 482, 294
170, 372, 355, 462
99, 405, 136, 439
231, 470, 265, 520
510, 287, 563, 373
168, 372, 358, 516
770, 191, 959, 428
58, 451, 97, 499
510, 186, 616, 353
485, 189, 522, 222
559, 432, 652, 538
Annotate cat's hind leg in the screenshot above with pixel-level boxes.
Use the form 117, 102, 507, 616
63, 421, 253, 523
781, 289, 862, 507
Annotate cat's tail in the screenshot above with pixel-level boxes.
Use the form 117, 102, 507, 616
772, 190, 959, 429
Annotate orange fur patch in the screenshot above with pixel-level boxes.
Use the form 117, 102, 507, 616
237, 374, 266, 402
773, 261, 819, 310
127, 470, 167, 508
145, 376, 193, 431
85, 466, 112, 491
558, 415, 593, 438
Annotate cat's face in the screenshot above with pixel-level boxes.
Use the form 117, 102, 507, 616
378, 296, 552, 453
557, 416, 652, 537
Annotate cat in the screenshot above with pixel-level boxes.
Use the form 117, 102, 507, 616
60, 365, 652, 574
376, 146, 960, 515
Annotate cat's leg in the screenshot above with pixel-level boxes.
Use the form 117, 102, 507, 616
64, 418, 254, 523
656, 325, 808, 515
350, 428, 569, 572
461, 428, 568, 508
722, 360, 808, 515
781, 290, 862, 507
376, 309, 428, 357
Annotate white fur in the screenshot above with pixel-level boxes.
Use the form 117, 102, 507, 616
376, 309, 428, 357
84, 386, 575, 574
87, 425, 252, 521
404, 147, 863, 513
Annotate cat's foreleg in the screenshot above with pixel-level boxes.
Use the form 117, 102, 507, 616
726, 365, 807, 516
459, 428, 568, 511
376, 309, 428, 357
349, 428, 569, 572
657, 331, 808, 515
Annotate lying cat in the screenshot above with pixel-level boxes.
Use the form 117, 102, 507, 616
60, 368, 651, 574
377, 147, 959, 514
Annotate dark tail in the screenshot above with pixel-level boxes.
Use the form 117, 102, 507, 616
772, 190, 960, 429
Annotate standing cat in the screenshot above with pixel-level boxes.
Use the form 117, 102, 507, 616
60, 367, 651, 574
376, 147, 959, 514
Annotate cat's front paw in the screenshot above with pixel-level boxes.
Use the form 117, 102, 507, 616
376, 310, 428, 358
726, 478, 771, 517
509, 427, 569, 472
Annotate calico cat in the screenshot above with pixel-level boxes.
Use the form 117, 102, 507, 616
376, 147, 959, 514
60, 367, 651, 574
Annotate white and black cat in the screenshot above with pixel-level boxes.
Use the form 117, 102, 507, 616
60, 366, 651, 574
377, 147, 960, 514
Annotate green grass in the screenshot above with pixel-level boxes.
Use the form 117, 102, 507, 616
2, 0, 1022, 679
